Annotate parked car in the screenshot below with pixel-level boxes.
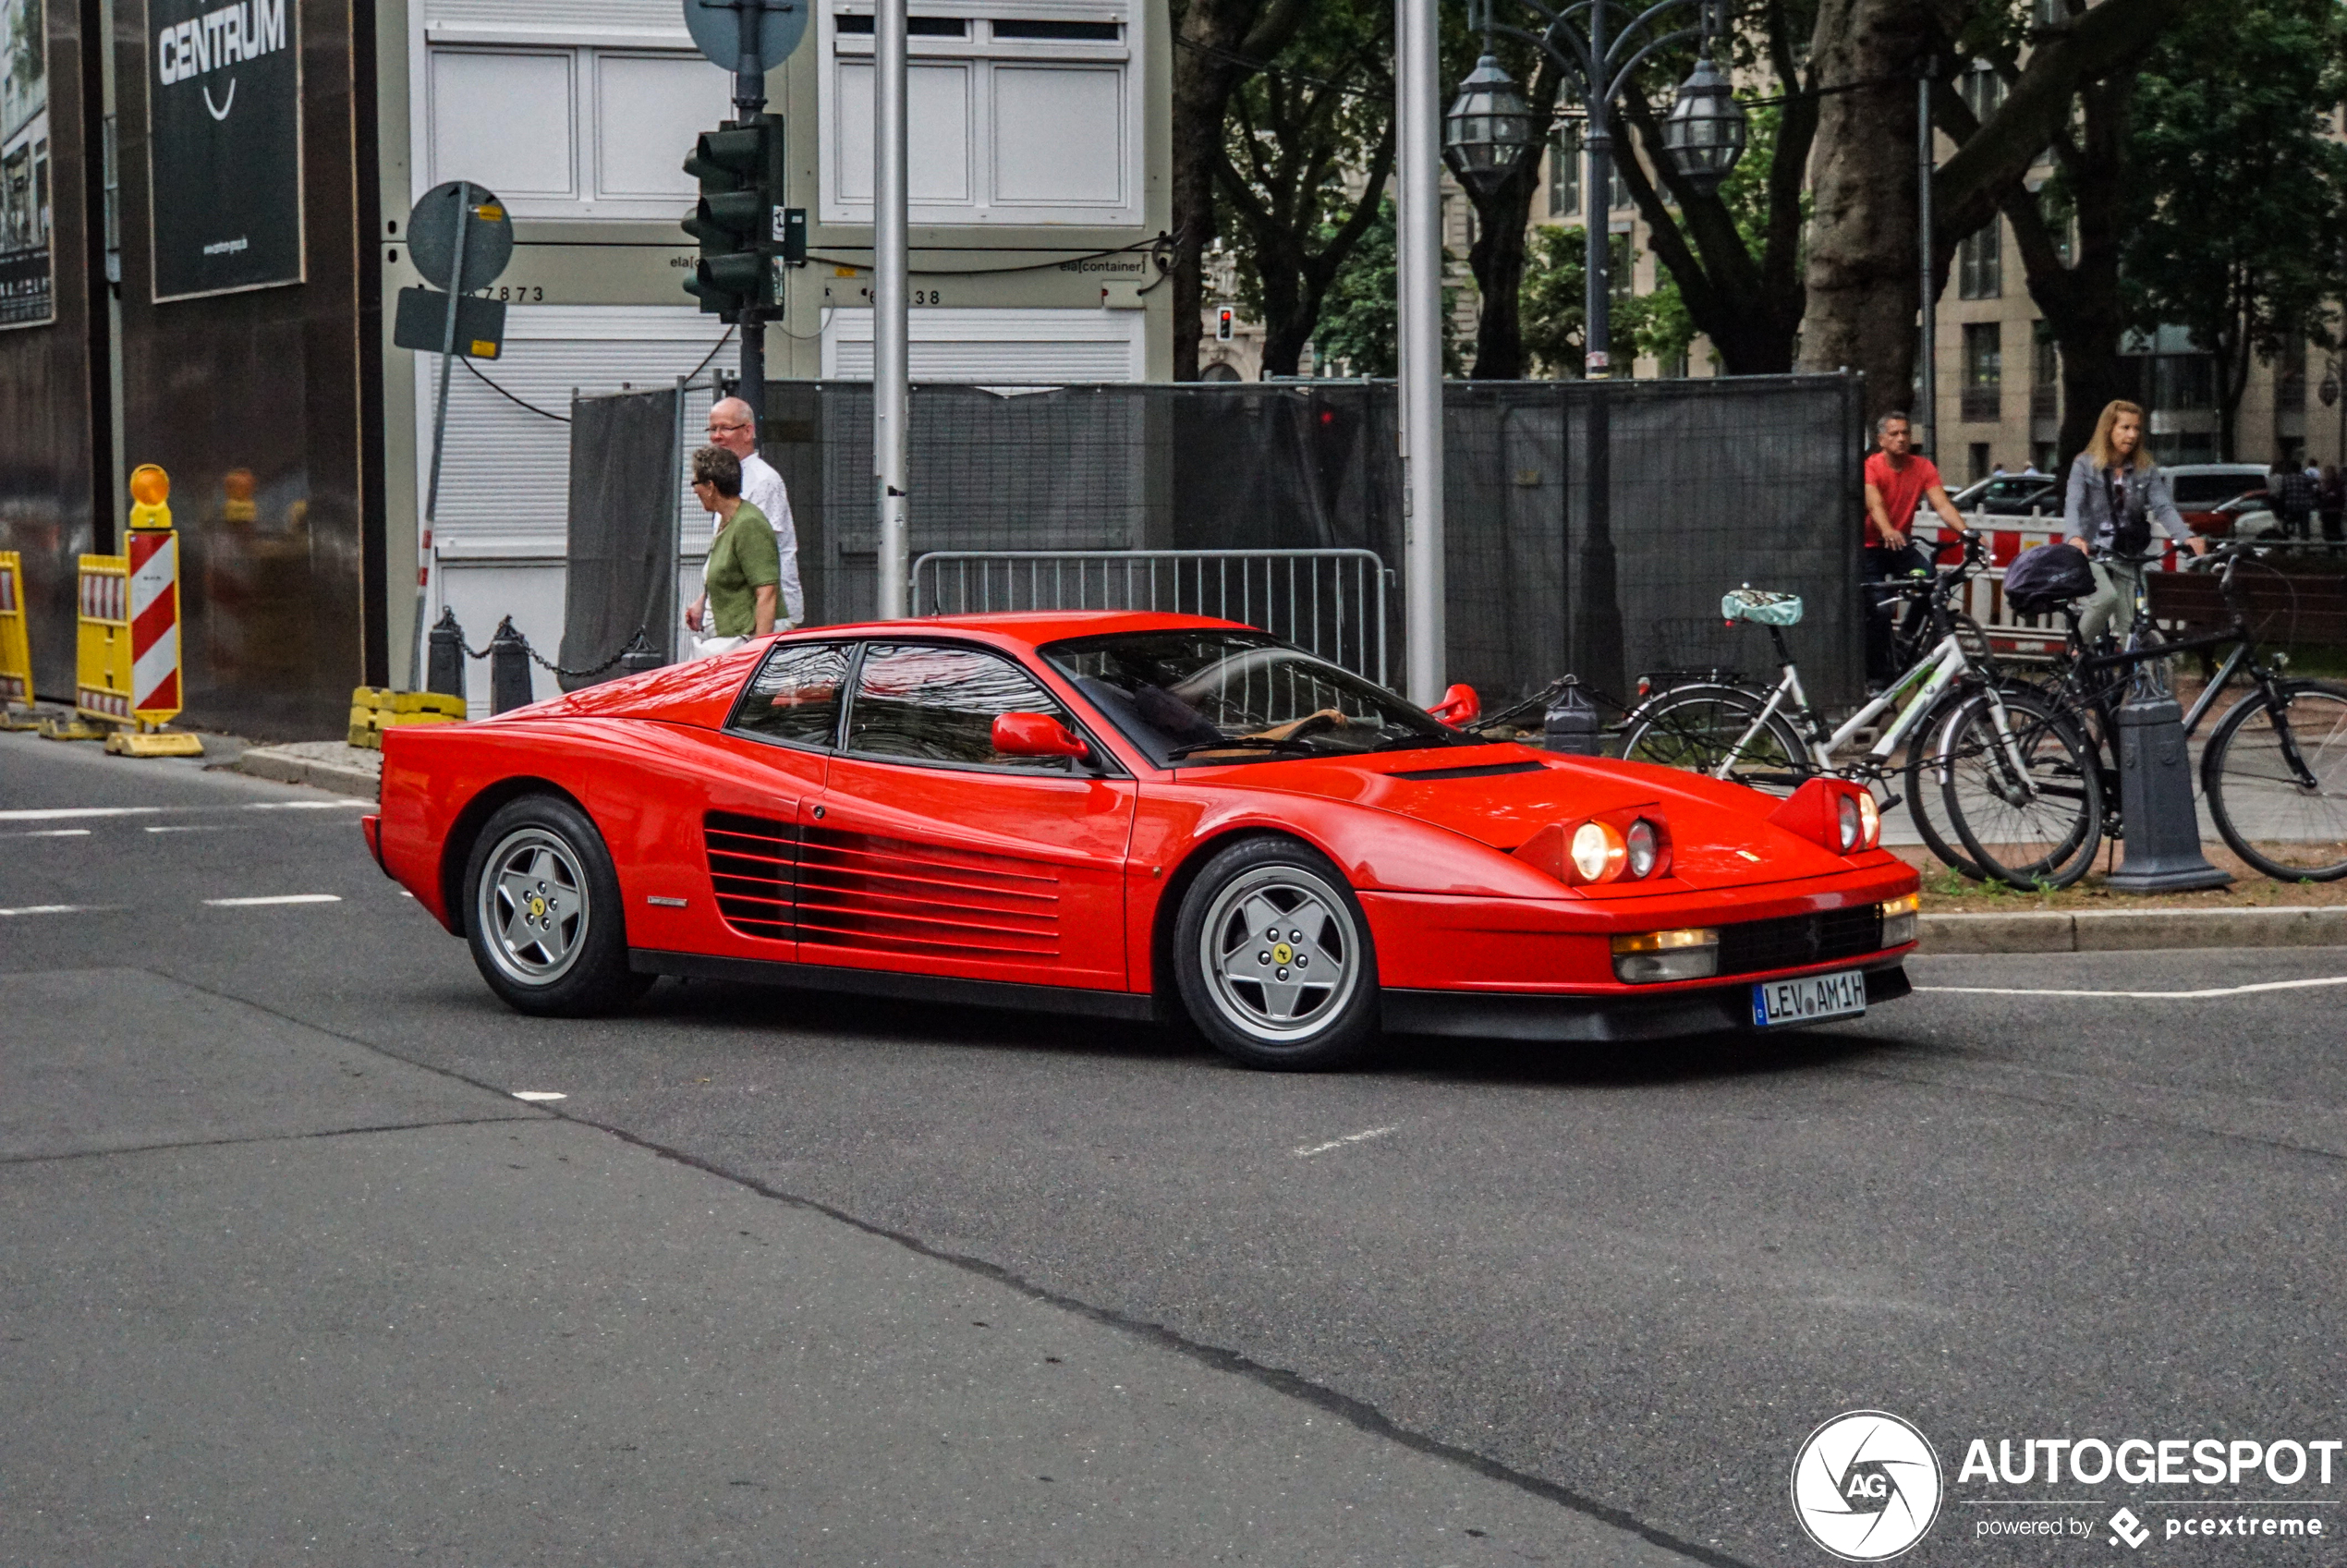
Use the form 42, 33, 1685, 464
2166, 464, 2275, 538
1947, 473, 2061, 519
364, 614, 1920, 1070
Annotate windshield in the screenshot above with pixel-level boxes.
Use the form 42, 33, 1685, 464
2171, 473, 2264, 505
1040, 629, 1476, 767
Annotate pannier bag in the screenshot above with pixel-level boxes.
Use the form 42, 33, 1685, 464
2001, 541, 2099, 614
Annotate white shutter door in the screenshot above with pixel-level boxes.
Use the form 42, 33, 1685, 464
823, 308, 1144, 383
420, 305, 728, 559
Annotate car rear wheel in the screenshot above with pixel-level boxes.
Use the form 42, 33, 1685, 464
463, 796, 651, 1016
1173, 837, 1379, 1071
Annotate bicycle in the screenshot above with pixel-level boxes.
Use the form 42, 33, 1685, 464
1619, 529, 2064, 881
1937, 539, 2347, 887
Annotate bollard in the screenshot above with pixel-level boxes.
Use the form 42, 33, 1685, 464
487, 616, 534, 714
2104, 692, 2231, 893
621, 640, 663, 677
426, 607, 468, 697
1543, 677, 1602, 756
105, 465, 204, 757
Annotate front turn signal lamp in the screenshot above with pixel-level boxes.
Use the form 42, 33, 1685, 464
1879, 892, 1919, 948
1611, 926, 1720, 984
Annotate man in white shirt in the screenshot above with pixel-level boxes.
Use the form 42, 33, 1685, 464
686, 395, 804, 633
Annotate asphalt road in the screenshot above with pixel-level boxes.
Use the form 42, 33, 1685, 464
6, 727, 2346, 1566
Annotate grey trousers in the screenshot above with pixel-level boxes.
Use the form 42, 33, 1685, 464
2076, 555, 2148, 644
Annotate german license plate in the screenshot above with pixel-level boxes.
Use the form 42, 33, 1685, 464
1751, 969, 1867, 1027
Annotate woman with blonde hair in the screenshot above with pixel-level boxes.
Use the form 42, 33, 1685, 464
2061, 398, 2207, 643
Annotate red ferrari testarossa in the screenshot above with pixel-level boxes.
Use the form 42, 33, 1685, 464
364, 613, 1918, 1069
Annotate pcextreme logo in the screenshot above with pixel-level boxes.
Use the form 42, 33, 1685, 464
1793, 1410, 1946, 1561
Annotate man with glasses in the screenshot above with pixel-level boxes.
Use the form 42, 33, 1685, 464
686, 395, 803, 635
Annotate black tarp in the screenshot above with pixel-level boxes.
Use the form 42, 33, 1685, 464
560, 386, 680, 689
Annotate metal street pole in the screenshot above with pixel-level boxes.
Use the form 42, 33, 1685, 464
1398, 0, 1444, 704
873, 0, 911, 618
1916, 61, 1935, 458
413, 180, 473, 687
1573, 11, 1623, 699
734, 2, 770, 425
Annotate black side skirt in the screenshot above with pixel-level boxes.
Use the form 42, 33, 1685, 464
628, 949, 1162, 1023
1382, 962, 1913, 1043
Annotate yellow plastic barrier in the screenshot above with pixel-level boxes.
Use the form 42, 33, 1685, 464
76, 553, 131, 723
0, 551, 32, 718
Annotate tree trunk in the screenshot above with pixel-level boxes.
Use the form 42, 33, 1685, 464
1797, 0, 1933, 424
1465, 167, 1538, 379
1168, 0, 1312, 379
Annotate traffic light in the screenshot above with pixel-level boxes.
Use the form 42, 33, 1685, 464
1217, 307, 1234, 341
683, 116, 784, 319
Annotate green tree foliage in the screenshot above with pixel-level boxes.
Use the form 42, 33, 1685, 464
1517, 225, 1695, 377
1309, 199, 1464, 376
2120, 0, 2347, 459
1215, 0, 1394, 377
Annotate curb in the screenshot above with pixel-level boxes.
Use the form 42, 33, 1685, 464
1919, 907, 2347, 954
232, 743, 382, 801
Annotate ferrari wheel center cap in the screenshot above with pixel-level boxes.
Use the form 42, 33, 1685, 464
1271, 942, 1294, 966
529, 894, 548, 919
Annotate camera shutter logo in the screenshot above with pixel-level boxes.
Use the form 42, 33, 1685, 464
1791, 1410, 1944, 1561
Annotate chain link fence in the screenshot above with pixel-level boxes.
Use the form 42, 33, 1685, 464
568, 374, 1867, 704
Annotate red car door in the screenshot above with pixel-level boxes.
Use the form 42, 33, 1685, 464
801, 640, 1137, 991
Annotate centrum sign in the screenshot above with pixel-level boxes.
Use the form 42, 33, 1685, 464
145, 0, 302, 299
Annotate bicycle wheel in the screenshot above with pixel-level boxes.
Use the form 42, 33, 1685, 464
1942, 687, 2106, 889
2202, 678, 2347, 881
1619, 684, 1811, 791
1900, 689, 1988, 881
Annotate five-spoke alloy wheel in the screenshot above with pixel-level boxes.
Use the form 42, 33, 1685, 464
462, 795, 651, 1015
1174, 836, 1379, 1070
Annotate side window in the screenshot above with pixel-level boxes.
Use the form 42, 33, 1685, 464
733, 641, 851, 748
845, 643, 1077, 771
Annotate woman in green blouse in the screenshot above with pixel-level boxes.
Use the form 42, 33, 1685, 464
689, 444, 781, 645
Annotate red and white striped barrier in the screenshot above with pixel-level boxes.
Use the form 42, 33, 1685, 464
128, 529, 183, 722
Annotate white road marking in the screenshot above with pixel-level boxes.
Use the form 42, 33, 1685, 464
510, 1090, 566, 1102
242, 801, 371, 810
1293, 1124, 1401, 1158
0, 905, 118, 917
0, 828, 91, 838
0, 807, 162, 820
1917, 976, 2347, 1001
202, 893, 343, 907
144, 824, 233, 834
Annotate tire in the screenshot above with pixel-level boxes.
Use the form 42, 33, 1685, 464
1172, 836, 1380, 1071
462, 795, 653, 1016
1941, 687, 2105, 890
1900, 690, 1989, 881
1619, 684, 1812, 793
2201, 677, 2347, 881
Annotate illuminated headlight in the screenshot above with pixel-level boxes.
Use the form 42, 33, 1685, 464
1857, 791, 1880, 848
1836, 793, 1863, 853
1879, 892, 1919, 948
1570, 820, 1626, 883
1611, 927, 1720, 983
1625, 818, 1661, 879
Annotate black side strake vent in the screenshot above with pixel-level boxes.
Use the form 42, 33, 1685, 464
705, 810, 797, 942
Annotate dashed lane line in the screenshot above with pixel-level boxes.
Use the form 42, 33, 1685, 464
201, 894, 345, 907
1916, 975, 2347, 1001
0, 905, 122, 917
0, 801, 369, 822
1293, 1124, 1401, 1158
0, 828, 91, 838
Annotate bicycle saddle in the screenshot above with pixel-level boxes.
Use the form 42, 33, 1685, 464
1721, 587, 1805, 626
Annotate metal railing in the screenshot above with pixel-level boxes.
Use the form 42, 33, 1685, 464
912, 548, 1391, 687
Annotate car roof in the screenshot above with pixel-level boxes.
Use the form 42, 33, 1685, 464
782, 610, 1249, 650
2165, 463, 2269, 476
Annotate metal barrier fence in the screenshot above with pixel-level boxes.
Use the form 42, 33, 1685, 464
912, 548, 1390, 685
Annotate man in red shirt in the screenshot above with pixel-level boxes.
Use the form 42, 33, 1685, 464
1859, 412, 1966, 685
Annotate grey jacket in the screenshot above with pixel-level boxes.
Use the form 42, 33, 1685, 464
2063, 452, 2190, 551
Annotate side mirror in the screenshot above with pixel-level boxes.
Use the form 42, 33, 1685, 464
1427, 683, 1480, 726
991, 711, 1090, 759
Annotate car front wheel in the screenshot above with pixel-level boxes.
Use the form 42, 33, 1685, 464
1173, 836, 1380, 1071
463, 795, 651, 1016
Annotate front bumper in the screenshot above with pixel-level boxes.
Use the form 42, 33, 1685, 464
1381, 959, 1912, 1042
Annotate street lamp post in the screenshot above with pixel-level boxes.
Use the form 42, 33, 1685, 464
1443, 0, 1745, 697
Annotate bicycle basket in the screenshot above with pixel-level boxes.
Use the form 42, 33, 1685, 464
2001, 541, 2098, 614
1721, 588, 1805, 626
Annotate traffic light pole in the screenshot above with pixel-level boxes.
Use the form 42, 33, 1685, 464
874, 0, 910, 618
734, 6, 768, 425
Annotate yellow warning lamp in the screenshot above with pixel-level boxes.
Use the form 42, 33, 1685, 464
128, 465, 173, 532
